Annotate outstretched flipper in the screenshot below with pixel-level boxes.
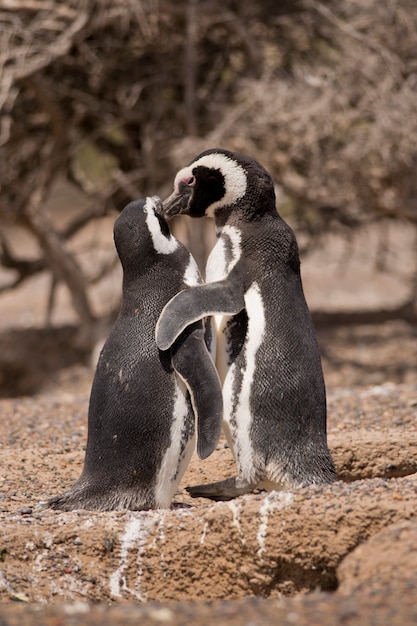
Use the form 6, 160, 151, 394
186, 476, 258, 501
156, 279, 245, 351
171, 323, 223, 460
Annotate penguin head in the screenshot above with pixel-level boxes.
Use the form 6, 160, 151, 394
163, 149, 276, 225
114, 196, 179, 272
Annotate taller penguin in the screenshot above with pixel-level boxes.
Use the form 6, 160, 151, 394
49, 196, 222, 511
156, 149, 337, 500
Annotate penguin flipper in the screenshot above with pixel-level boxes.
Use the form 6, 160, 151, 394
186, 476, 258, 501
171, 322, 223, 460
156, 280, 245, 351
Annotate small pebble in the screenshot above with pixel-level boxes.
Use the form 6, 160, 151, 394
19, 508, 33, 515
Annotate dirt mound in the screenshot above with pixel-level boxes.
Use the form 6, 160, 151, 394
3, 476, 416, 604
338, 520, 417, 594
0, 382, 416, 626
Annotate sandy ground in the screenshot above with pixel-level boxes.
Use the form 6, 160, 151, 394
0, 192, 416, 623
0, 381, 416, 624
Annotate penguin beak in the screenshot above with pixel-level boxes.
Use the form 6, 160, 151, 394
162, 187, 192, 219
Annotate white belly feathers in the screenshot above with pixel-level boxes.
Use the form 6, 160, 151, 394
206, 225, 243, 381
223, 283, 265, 481
154, 378, 195, 507
206, 225, 242, 282
206, 224, 266, 480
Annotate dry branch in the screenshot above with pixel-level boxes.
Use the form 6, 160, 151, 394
0, 0, 417, 335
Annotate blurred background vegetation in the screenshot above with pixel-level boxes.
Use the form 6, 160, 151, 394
0, 0, 417, 393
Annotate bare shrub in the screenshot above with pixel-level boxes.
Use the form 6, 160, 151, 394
1, 0, 416, 339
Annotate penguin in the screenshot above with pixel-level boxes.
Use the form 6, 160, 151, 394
49, 196, 223, 511
156, 149, 337, 500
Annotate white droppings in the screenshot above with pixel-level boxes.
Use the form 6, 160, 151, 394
199, 520, 209, 545
145, 197, 179, 255
82, 519, 94, 529
183, 253, 201, 286
146, 511, 169, 578
199, 503, 220, 545
257, 492, 294, 558
109, 513, 154, 600
227, 500, 245, 545
157, 513, 166, 544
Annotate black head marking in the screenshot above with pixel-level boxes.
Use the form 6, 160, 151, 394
186, 165, 226, 217
163, 149, 247, 220
154, 210, 170, 238
163, 149, 276, 224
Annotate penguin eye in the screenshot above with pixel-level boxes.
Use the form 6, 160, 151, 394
155, 210, 170, 238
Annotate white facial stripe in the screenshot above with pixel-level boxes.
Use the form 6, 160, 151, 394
183, 254, 201, 286
174, 153, 247, 215
144, 197, 179, 255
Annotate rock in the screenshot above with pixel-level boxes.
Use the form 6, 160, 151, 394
338, 517, 417, 594
329, 430, 417, 480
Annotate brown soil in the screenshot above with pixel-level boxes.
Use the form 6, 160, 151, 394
0, 217, 416, 624
0, 347, 416, 623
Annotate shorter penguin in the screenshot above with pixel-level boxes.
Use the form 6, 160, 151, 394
49, 196, 222, 511
156, 149, 337, 500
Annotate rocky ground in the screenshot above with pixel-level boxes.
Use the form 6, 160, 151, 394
0, 214, 416, 624
0, 325, 416, 625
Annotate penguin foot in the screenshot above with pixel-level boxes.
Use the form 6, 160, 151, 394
186, 476, 258, 501
48, 491, 87, 512
48, 484, 158, 512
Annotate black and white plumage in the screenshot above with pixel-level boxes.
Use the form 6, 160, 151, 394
49, 196, 222, 511
156, 149, 337, 500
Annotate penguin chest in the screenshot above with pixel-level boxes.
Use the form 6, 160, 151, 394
206, 225, 242, 283
206, 225, 242, 378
